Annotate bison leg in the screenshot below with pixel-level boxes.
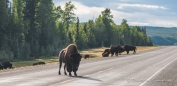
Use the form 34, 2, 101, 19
58, 62, 62, 75
111, 52, 114, 57
69, 72, 72, 76
133, 49, 136, 54
126, 51, 129, 54
115, 52, 118, 56
74, 72, 77, 76
67, 65, 72, 76
64, 64, 67, 75
73, 68, 78, 76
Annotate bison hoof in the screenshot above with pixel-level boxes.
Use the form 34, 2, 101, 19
58, 72, 61, 75
69, 74, 72, 76
74, 73, 77, 76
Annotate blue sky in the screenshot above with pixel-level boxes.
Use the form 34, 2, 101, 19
53, 0, 177, 27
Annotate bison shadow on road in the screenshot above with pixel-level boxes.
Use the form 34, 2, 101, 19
71, 76, 103, 82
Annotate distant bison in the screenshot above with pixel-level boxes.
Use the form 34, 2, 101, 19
102, 49, 110, 57
58, 44, 82, 76
2, 61, 12, 69
123, 45, 136, 54
38, 61, 45, 65
33, 62, 39, 66
84, 54, 90, 59
102, 49, 110, 54
110, 45, 124, 57
33, 61, 45, 66
102, 52, 109, 57
110, 45, 119, 57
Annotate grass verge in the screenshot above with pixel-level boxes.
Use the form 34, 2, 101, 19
10, 46, 159, 68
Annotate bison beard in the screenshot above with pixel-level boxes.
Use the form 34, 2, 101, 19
69, 53, 82, 76
58, 44, 82, 76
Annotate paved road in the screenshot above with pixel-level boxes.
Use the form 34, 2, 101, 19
0, 46, 177, 86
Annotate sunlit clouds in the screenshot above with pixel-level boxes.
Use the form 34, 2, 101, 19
117, 4, 167, 10
53, 0, 177, 27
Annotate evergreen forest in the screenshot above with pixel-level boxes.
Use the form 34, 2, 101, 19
0, 0, 153, 61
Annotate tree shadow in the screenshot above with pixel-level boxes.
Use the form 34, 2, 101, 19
71, 75, 103, 82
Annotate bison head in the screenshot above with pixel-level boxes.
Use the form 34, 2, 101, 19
70, 53, 82, 71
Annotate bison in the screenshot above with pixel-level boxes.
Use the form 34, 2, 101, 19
38, 61, 45, 65
110, 45, 119, 57
33, 62, 39, 66
102, 49, 110, 54
102, 49, 110, 57
58, 44, 82, 76
110, 45, 124, 57
33, 61, 45, 66
2, 61, 12, 69
84, 54, 90, 59
102, 52, 109, 57
123, 44, 136, 54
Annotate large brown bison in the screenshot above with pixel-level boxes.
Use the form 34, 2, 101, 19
33, 61, 45, 66
123, 44, 136, 54
58, 44, 82, 76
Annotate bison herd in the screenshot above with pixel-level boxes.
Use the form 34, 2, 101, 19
58, 44, 137, 76
0, 43, 137, 77
102, 44, 137, 57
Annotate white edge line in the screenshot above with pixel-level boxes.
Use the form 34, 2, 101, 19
139, 53, 177, 86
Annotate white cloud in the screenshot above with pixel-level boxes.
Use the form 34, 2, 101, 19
54, 1, 177, 27
55, 1, 105, 22
117, 3, 167, 10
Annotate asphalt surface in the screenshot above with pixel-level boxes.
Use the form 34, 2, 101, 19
0, 46, 177, 86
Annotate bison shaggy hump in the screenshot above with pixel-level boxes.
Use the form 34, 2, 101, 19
58, 44, 82, 76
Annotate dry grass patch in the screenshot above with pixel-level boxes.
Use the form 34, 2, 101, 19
80, 46, 159, 58
10, 46, 159, 68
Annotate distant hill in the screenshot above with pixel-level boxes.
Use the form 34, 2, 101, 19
145, 26, 177, 45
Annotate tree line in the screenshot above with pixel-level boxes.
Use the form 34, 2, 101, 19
0, 0, 153, 61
